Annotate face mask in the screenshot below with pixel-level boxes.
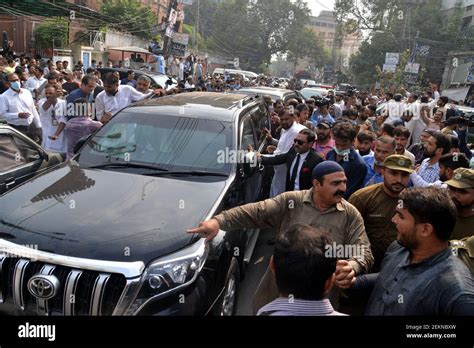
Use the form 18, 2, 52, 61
10, 81, 21, 91
334, 146, 351, 157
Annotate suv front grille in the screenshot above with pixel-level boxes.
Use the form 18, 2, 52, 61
0, 257, 126, 316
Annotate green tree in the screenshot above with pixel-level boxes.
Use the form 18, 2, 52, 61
182, 23, 206, 49
341, 0, 474, 87
35, 18, 69, 49
101, 0, 157, 40
184, 0, 219, 39
203, 0, 313, 70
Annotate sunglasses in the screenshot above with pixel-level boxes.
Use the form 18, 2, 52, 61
294, 139, 306, 145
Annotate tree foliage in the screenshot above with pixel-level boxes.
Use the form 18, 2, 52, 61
101, 0, 157, 40
35, 18, 69, 49
184, 0, 326, 71
341, 0, 474, 87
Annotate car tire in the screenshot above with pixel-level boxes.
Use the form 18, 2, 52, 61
214, 257, 240, 316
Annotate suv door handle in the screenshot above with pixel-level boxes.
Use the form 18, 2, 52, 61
5, 178, 15, 189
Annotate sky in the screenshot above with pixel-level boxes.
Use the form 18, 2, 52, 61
305, 0, 336, 16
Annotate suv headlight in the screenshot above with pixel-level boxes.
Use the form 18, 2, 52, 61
125, 239, 208, 315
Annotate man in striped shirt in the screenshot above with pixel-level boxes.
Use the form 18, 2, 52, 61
417, 131, 451, 184
256, 224, 346, 316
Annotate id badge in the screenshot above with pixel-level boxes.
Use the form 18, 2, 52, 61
52, 119, 59, 126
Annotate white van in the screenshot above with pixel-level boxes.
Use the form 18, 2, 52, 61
213, 68, 259, 80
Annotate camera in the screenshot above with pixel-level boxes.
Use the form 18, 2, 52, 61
459, 112, 474, 127
314, 97, 331, 108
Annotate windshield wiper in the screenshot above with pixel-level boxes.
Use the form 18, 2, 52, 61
87, 162, 169, 172
143, 170, 228, 177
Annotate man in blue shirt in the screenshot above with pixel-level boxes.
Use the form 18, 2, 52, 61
65, 75, 97, 121
326, 122, 367, 199
349, 187, 474, 315
120, 70, 137, 88
363, 135, 396, 186
155, 54, 165, 74
311, 99, 335, 126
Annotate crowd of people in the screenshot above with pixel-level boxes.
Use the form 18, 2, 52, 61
1, 54, 473, 316
189, 82, 474, 315
0, 56, 169, 158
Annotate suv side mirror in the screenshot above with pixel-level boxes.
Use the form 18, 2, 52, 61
73, 136, 90, 155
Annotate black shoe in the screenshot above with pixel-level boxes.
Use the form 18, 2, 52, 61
267, 237, 275, 246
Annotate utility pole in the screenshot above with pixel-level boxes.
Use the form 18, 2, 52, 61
196, 0, 200, 51
163, 0, 178, 59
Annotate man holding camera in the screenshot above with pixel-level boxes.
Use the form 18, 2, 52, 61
311, 98, 336, 126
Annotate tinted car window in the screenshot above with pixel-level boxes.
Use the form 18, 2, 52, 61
77, 112, 233, 174
0, 133, 26, 171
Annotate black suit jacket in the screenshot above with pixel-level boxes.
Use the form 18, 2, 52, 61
261, 147, 323, 191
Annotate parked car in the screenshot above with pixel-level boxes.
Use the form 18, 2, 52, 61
0, 125, 65, 194
300, 79, 317, 87
212, 68, 259, 81
0, 92, 269, 316
96, 68, 178, 91
299, 87, 329, 100
236, 86, 304, 103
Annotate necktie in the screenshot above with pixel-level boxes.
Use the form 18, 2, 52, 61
290, 154, 301, 190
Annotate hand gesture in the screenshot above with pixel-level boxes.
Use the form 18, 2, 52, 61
262, 127, 272, 141
18, 112, 30, 119
335, 260, 356, 289
100, 112, 113, 124
266, 145, 276, 154
187, 219, 220, 243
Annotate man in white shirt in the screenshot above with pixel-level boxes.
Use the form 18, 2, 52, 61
432, 83, 440, 102
24, 66, 46, 101
184, 77, 195, 89
95, 72, 154, 124
178, 58, 185, 82
384, 94, 406, 125
37, 84, 67, 153
263, 107, 307, 197
1, 73, 42, 139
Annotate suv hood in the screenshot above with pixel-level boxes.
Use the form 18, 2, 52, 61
0, 162, 228, 264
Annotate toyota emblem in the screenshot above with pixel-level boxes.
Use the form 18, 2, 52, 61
27, 275, 60, 300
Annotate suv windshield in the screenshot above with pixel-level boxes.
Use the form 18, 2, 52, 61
77, 112, 233, 175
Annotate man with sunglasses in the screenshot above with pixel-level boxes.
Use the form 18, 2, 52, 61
258, 129, 323, 191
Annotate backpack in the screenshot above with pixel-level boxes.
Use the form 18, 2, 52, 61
450, 236, 474, 274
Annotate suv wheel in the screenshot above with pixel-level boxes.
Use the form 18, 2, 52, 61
215, 257, 240, 316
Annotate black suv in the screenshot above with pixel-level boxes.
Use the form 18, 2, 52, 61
0, 92, 269, 316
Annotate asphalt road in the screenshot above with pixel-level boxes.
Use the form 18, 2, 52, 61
236, 228, 274, 316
